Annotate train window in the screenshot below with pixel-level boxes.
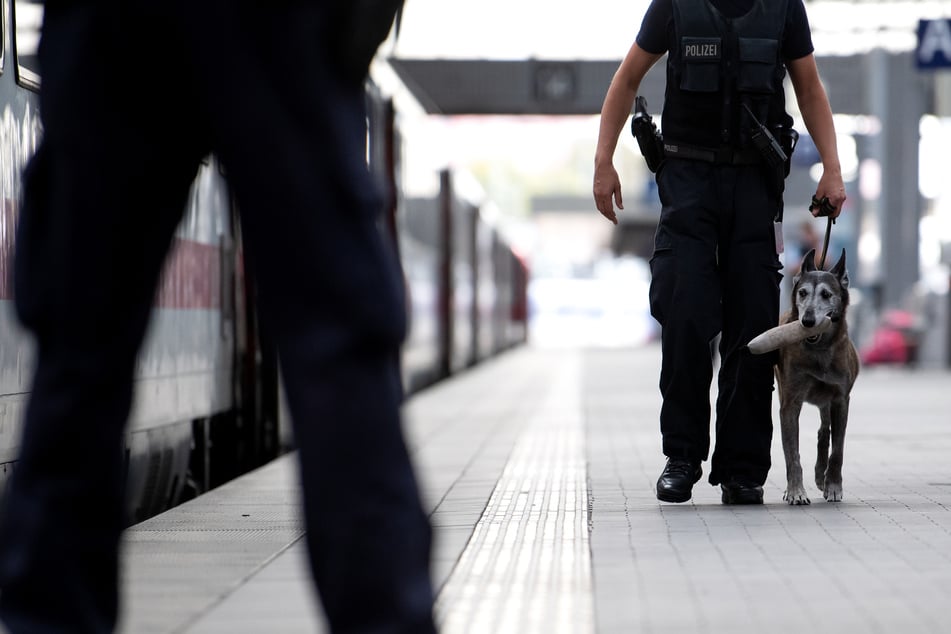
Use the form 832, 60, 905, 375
12, 0, 43, 89
0, 0, 5, 73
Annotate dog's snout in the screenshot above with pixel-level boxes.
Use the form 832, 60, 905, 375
801, 313, 816, 328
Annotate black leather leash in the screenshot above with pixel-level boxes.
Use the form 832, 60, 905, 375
810, 195, 836, 269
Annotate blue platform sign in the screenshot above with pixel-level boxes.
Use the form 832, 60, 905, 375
917, 19, 951, 69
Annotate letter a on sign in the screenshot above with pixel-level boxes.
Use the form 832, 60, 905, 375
917, 19, 951, 69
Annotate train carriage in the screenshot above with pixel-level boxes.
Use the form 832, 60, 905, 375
0, 0, 278, 521
0, 0, 528, 524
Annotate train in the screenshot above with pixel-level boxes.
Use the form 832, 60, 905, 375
0, 1, 527, 524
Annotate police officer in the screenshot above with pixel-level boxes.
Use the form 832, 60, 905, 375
0, 2, 436, 633
593, 0, 846, 504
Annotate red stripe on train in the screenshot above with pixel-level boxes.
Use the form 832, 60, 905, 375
1, 199, 220, 308
155, 238, 221, 309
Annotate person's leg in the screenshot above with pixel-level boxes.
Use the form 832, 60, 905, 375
0, 7, 206, 632
179, 4, 435, 631
649, 160, 723, 501
709, 165, 782, 491
650, 160, 723, 463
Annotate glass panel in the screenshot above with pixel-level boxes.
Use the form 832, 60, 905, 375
13, 0, 43, 87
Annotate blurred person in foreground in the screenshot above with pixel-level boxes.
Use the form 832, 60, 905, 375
593, 0, 846, 504
0, 2, 436, 633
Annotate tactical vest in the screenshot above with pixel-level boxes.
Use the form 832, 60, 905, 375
663, 0, 791, 150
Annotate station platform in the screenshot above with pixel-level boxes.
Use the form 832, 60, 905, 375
118, 343, 951, 633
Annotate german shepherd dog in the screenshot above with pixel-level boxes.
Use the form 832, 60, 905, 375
776, 248, 860, 505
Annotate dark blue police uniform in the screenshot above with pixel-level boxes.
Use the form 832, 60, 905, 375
637, 0, 814, 493
0, 2, 436, 633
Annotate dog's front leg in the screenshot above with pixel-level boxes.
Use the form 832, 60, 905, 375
815, 404, 831, 492
823, 397, 849, 502
780, 397, 810, 505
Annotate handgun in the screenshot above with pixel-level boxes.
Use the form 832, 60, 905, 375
631, 96, 664, 173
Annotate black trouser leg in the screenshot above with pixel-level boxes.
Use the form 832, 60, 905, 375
0, 10, 202, 633
650, 161, 780, 484
709, 166, 782, 486
180, 4, 436, 630
650, 161, 722, 462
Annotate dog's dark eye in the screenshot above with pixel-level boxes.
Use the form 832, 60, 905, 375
798, 289, 808, 298
820, 289, 832, 300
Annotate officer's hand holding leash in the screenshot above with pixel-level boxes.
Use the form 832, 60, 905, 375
809, 195, 836, 218
810, 168, 846, 220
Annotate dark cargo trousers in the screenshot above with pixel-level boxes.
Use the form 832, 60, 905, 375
649, 158, 782, 486
0, 3, 435, 633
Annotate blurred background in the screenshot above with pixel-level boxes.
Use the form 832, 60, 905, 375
6, 0, 950, 368
373, 0, 951, 366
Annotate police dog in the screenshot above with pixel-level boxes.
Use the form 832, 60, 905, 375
776, 248, 859, 505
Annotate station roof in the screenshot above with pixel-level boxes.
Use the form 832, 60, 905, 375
387, 54, 894, 116
388, 59, 630, 116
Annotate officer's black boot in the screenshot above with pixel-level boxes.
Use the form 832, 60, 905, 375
720, 478, 764, 505
656, 457, 703, 503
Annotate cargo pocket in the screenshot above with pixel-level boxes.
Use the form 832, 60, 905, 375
680, 37, 721, 93
737, 38, 778, 94
648, 226, 674, 325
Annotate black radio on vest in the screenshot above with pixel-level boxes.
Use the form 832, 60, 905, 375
743, 103, 787, 168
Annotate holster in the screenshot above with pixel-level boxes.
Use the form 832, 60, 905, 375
631, 96, 665, 172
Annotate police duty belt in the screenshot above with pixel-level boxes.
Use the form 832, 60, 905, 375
662, 141, 761, 165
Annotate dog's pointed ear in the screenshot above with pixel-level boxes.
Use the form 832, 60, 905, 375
830, 248, 850, 288
801, 248, 817, 273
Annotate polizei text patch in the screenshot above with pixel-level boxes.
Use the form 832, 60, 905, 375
682, 38, 721, 60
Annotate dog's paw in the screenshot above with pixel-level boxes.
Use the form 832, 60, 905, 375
783, 486, 811, 505
823, 482, 843, 502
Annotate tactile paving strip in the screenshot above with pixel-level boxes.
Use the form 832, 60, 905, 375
435, 353, 594, 634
